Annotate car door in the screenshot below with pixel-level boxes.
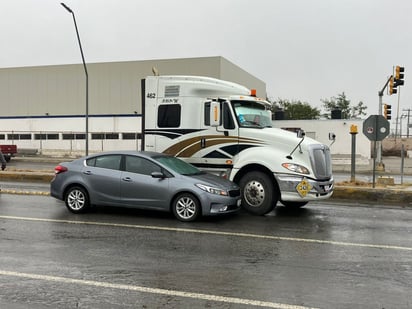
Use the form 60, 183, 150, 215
82, 154, 122, 205
120, 155, 170, 210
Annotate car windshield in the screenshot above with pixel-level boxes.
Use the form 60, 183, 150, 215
232, 100, 272, 128
154, 156, 203, 176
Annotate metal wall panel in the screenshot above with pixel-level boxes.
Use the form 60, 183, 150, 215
0, 57, 267, 117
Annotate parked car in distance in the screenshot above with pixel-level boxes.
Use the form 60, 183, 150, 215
50, 151, 241, 222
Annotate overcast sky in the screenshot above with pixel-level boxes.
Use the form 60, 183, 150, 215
1, 0, 411, 118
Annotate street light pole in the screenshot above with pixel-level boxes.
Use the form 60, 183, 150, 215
61, 2, 89, 156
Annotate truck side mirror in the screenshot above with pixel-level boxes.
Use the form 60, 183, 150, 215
296, 129, 305, 138
210, 101, 220, 127
329, 132, 336, 146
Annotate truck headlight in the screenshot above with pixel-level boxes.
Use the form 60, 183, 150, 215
282, 163, 310, 174
196, 184, 228, 196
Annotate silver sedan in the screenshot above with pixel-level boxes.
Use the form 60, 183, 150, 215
50, 151, 241, 221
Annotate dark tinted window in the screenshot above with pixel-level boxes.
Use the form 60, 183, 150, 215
223, 102, 235, 129
204, 102, 211, 125
122, 133, 142, 140
86, 155, 121, 170
158, 104, 181, 127
125, 155, 162, 176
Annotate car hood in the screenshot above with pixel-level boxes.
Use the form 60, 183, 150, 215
188, 173, 239, 190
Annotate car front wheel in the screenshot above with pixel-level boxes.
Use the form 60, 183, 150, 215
65, 186, 89, 213
172, 193, 201, 222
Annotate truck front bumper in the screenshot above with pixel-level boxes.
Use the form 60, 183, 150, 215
275, 173, 334, 202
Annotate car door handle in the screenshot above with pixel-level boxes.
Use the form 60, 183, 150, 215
83, 171, 92, 175
122, 177, 132, 182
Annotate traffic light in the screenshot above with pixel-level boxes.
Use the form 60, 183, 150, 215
395, 65, 405, 87
389, 76, 397, 95
383, 104, 392, 120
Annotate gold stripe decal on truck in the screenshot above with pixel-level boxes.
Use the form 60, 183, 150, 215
163, 135, 265, 157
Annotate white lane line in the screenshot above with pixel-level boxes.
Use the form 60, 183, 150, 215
1, 215, 412, 251
0, 270, 318, 309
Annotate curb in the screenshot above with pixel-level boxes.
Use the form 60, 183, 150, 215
0, 189, 50, 196
0, 172, 54, 182
331, 186, 412, 206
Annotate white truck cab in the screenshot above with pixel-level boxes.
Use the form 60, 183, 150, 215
141, 75, 334, 215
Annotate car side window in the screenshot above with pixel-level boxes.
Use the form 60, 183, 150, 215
86, 155, 122, 170
125, 155, 162, 176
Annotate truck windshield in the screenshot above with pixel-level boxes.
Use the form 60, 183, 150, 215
232, 100, 272, 128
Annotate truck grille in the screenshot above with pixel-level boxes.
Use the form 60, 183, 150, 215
308, 144, 332, 180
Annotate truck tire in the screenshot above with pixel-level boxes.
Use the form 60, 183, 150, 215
4, 155, 11, 162
239, 171, 278, 215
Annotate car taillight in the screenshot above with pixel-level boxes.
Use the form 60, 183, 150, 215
54, 165, 68, 174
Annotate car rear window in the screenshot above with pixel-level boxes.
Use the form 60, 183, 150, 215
86, 155, 121, 170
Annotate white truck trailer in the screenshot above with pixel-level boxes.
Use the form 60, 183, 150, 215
141, 75, 334, 215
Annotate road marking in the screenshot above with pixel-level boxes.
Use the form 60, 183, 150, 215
0, 270, 318, 309
1, 215, 412, 251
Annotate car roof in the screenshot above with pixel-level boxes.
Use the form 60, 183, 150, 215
86, 151, 169, 160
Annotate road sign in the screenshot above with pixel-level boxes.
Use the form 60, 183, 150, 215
362, 115, 390, 141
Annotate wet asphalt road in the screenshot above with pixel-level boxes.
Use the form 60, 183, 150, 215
1, 194, 411, 309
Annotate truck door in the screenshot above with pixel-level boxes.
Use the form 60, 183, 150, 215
193, 101, 239, 174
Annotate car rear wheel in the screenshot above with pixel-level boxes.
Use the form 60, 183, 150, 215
65, 186, 89, 213
172, 193, 200, 222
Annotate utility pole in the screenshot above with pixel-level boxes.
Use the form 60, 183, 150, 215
377, 76, 392, 169
406, 108, 411, 138
61, 2, 89, 156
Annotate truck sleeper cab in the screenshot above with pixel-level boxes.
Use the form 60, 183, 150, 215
142, 75, 334, 215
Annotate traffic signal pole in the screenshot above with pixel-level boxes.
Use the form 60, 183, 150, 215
377, 75, 392, 169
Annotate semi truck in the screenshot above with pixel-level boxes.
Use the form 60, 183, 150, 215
141, 75, 334, 215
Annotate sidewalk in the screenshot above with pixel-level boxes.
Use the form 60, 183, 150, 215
332, 155, 412, 175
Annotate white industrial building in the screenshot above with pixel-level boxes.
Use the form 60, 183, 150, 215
272, 119, 371, 162
0, 56, 371, 160
0, 56, 266, 156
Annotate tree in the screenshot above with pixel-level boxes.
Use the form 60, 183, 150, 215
272, 99, 320, 120
350, 101, 367, 119
321, 92, 367, 119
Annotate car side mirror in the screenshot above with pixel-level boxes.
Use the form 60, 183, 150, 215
151, 171, 165, 179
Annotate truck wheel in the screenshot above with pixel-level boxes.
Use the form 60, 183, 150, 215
281, 201, 308, 208
65, 186, 90, 213
4, 156, 10, 163
239, 171, 278, 215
